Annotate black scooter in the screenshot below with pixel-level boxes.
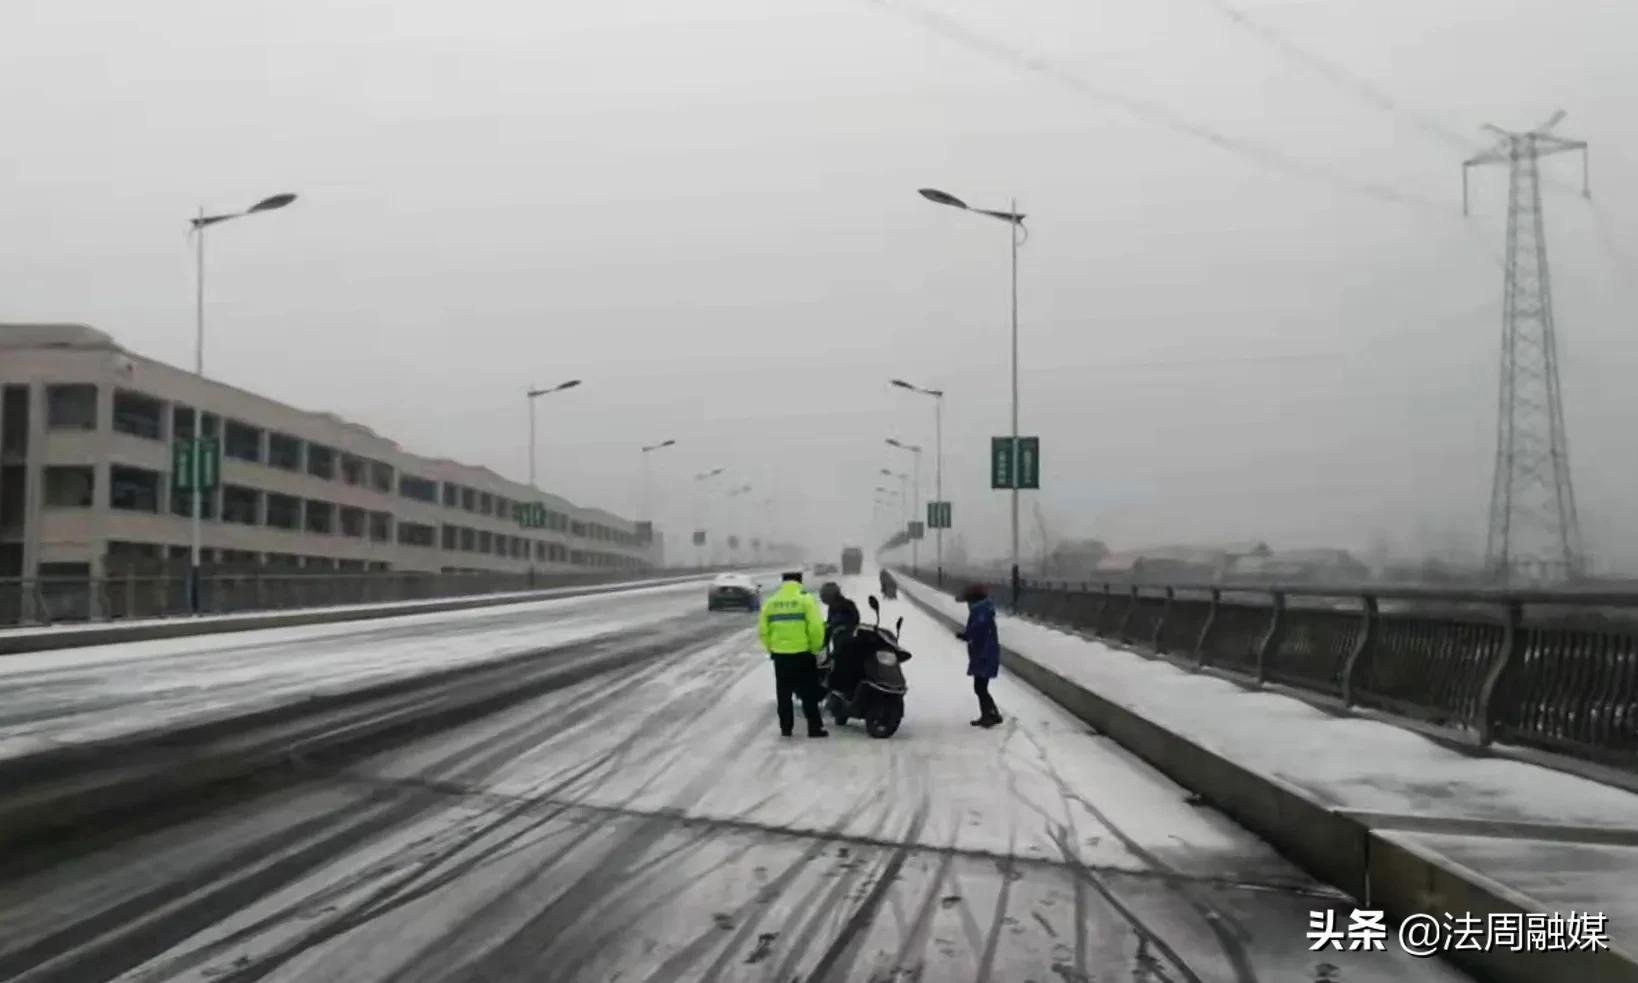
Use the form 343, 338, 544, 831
879, 571, 898, 600
820, 596, 911, 738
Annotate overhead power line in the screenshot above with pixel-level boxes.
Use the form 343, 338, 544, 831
866, 0, 1446, 212
1186, 0, 1474, 150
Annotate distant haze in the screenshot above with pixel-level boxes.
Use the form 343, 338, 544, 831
4, 0, 1636, 567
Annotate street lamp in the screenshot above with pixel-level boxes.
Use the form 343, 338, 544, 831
892, 378, 946, 585
526, 379, 582, 488
693, 467, 727, 567
919, 186, 1027, 607
638, 437, 676, 525
886, 438, 923, 575
185, 191, 298, 614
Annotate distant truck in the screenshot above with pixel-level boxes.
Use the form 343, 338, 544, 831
841, 547, 863, 576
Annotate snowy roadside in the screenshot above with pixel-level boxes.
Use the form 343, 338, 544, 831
901, 574, 1638, 828
0, 584, 716, 762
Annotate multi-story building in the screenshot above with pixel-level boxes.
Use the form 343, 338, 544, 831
0, 323, 663, 584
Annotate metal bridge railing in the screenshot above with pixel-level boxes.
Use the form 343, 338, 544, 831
913, 568, 1638, 772
0, 566, 737, 629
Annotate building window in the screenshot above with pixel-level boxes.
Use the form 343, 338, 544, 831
43, 466, 95, 507
370, 461, 394, 493
268, 432, 303, 471
340, 455, 364, 486
397, 521, 436, 548
442, 483, 459, 508
3, 385, 30, 457
369, 511, 392, 542
493, 535, 507, 558
338, 559, 365, 572
113, 390, 163, 440
461, 487, 475, 512
218, 549, 260, 569
224, 420, 263, 463
570, 521, 586, 538
223, 485, 260, 525
266, 493, 301, 530
171, 406, 218, 442
399, 473, 438, 503
441, 524, 457, 550
307, 444, 336, 480
110, 465, 161, 512
495, 496, 511, 521
460, 527, 475, 552
305, 500, 335, 535
478, 530, 492, 553
47, 384, 98, 430
305, 556, 334, 571
340, 506, 366, 538
511, 537, 525, 559
535, 541, 545, 561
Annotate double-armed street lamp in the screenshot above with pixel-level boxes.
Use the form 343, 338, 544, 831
185, 192, 298, 614
526, 379, 582, 489
918, 187, 1027, 606
693, 467, 727, 567
886, 438, 923, 574
891, 378, 946, 585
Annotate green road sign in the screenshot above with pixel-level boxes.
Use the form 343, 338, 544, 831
1017, 436, 1040, 489
728, 535, 740, 550
990, 437, 1014, 489
692, 530, 707, 546
907, 521, 925, 541
172, 437, 221, 492
990, 437, 1040, 490
926, 500, 952, 529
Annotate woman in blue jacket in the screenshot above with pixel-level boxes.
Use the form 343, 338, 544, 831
955, 584, 1003, 727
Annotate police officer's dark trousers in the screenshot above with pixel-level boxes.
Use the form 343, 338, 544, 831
771, 652, 824, 735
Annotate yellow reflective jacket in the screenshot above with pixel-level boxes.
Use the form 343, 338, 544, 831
757, 581, 826, 655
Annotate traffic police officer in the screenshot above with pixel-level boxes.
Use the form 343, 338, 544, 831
757, 571, 829, 737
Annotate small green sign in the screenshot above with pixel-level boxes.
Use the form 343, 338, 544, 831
1017, 436, 1040, 490
172, 437, 221, 492
990, 437, 1014, 490
907, 521, 925, 541
692, 530, 707, 546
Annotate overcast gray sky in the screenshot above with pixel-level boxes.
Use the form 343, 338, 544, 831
4, 0, 1636, 567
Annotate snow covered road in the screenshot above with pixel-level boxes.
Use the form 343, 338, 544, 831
0, 579, 734, 762
0, 576, 1473, 982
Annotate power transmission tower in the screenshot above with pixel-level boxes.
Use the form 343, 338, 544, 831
1462, 111, 1590, 585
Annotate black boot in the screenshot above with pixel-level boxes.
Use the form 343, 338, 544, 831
807, 724, 829, 738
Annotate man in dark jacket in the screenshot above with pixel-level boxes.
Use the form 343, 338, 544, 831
955, 584, 1002, 727
818, 581, 863, 698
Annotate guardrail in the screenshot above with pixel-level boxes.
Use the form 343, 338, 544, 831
909, 569, 1638, 771
0, 567, 745, 628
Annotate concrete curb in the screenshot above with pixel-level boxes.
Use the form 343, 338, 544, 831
900, 580, 1635, 983
0, 572, 711, 655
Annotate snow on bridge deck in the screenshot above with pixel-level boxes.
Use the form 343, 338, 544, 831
0, 573, 1469, 982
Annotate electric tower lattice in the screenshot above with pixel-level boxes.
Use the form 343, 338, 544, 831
1462, 111, 1590, 584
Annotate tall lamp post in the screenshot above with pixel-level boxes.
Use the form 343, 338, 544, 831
186, 192, 298, 614
693, 467, 726, 568
637, 439, 675, 569
526, 379, 582, 488
874, 485, 900, 549
891, 378, 945, 585
725, 483, 753, 566
919, 187, 1027, 608
886, 438, 923, 575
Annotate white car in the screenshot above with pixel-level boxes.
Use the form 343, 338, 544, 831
707, 573, 760, 611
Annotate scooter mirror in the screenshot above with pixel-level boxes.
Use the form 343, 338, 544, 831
895, 617, 903, 636
868, 596, 880, 613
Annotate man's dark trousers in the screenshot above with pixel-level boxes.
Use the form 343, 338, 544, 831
772, 652, 824, 735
